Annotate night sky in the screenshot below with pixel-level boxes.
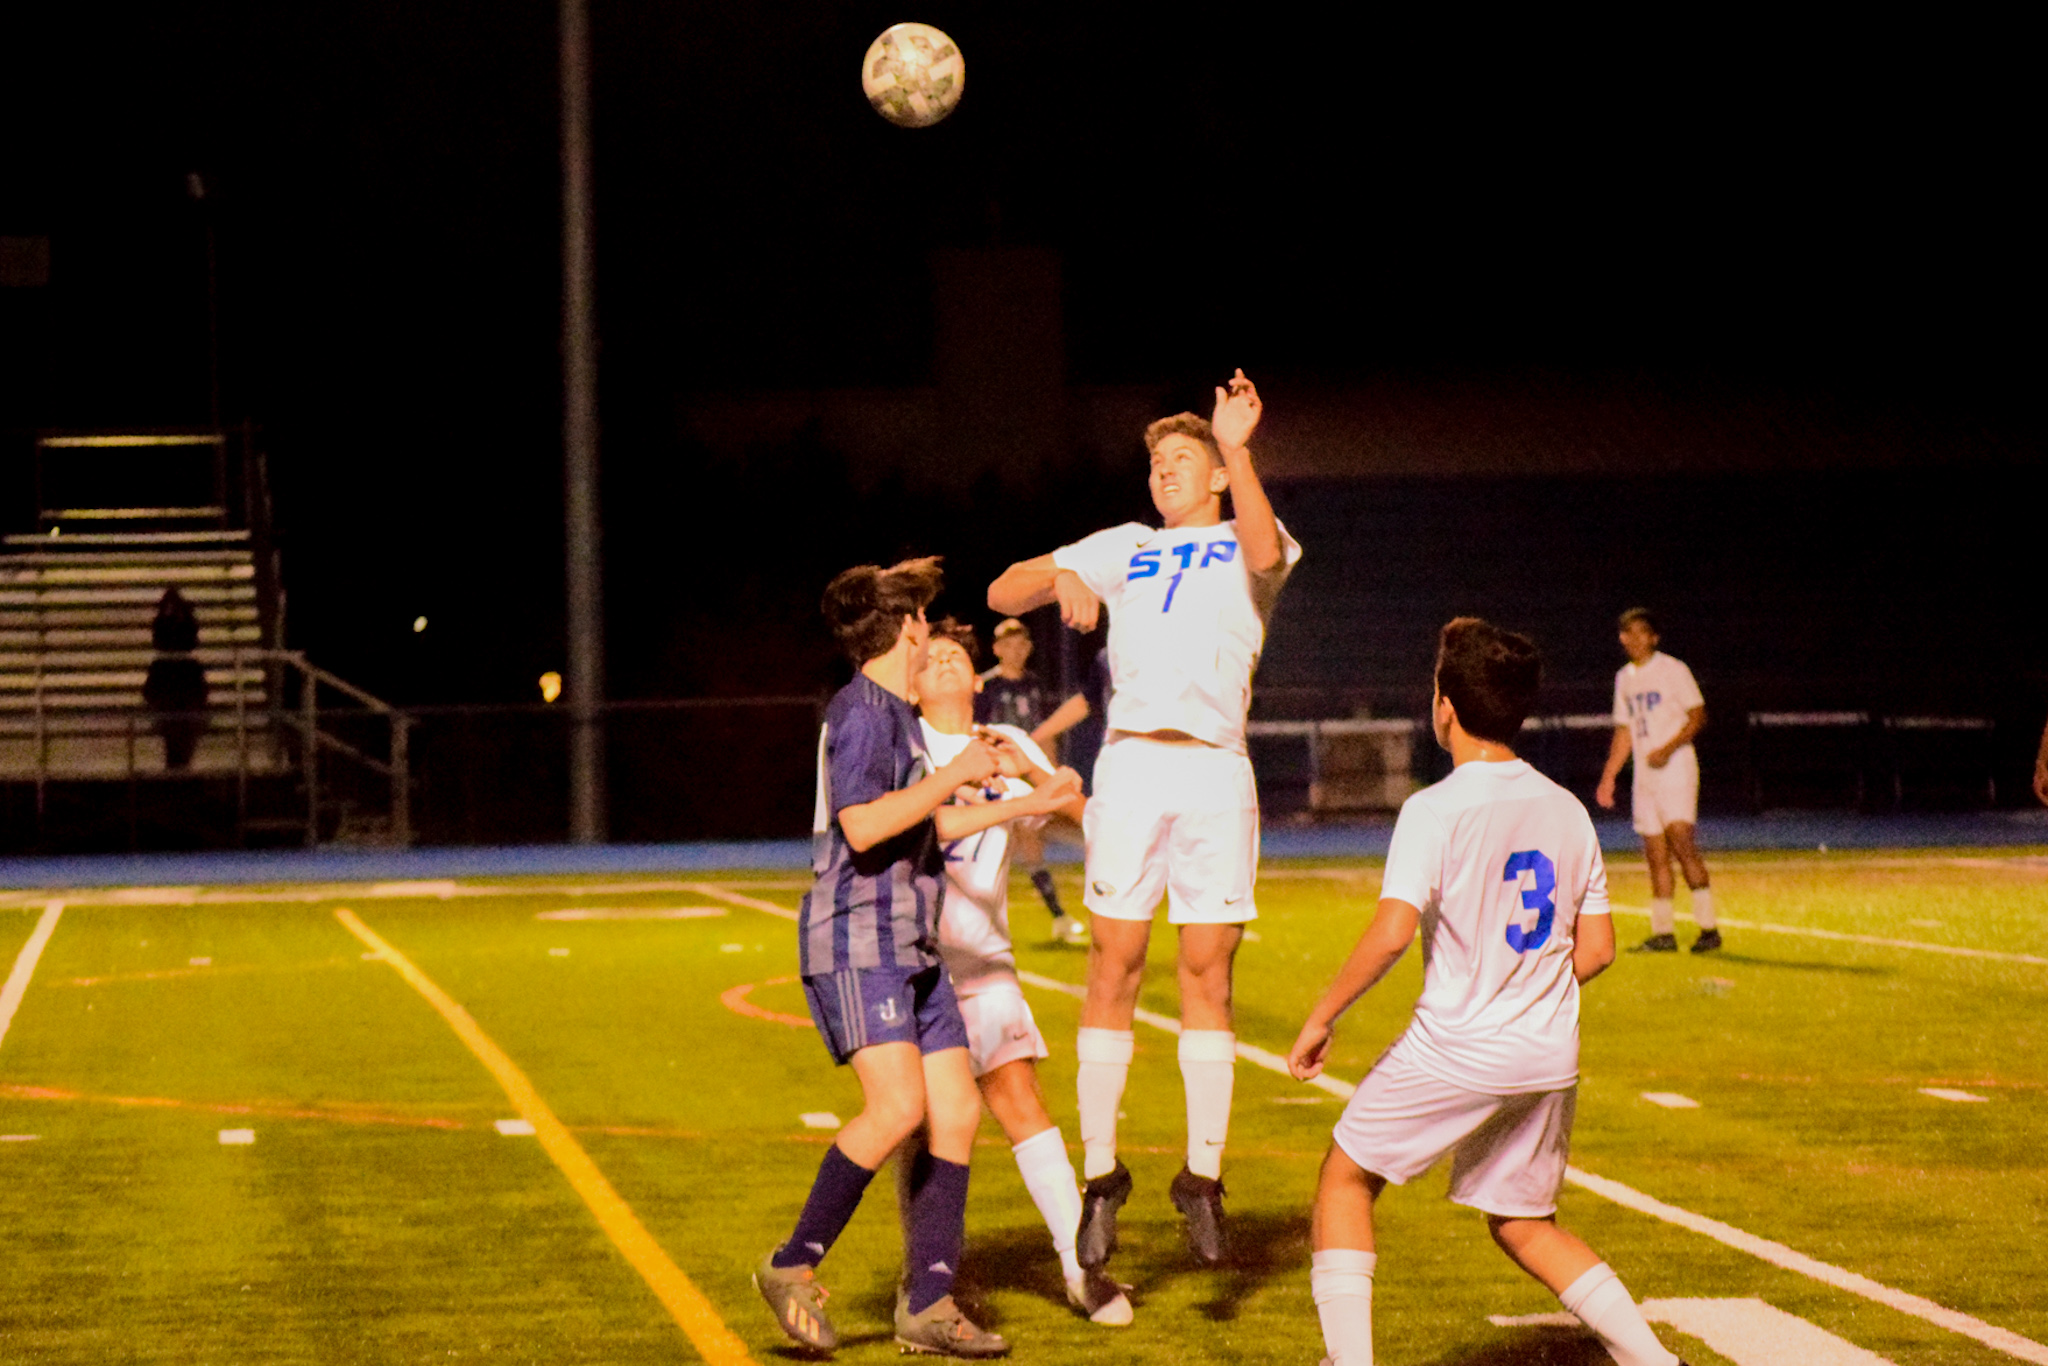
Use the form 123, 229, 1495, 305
3, 4, 2037, 707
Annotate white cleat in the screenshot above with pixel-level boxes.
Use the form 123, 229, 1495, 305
1053, 916, 1090, 947
1065, 1269, 1133, 1326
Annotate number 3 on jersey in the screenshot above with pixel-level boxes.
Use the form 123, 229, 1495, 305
1502, 849, 1556, 953
1128, 540, 1237, 613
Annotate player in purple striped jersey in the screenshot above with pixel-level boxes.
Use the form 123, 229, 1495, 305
755, 557, 1075, 1359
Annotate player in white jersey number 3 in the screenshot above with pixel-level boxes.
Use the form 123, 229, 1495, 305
1288, 618, 1686, 1366
988, 369, 1300, 1272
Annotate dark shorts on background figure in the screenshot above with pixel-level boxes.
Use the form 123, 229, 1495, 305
804, 962, 969, 1065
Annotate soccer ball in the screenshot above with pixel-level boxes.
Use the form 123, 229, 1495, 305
861, 23, 965, 128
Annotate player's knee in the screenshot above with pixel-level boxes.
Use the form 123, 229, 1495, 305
864, 1090, 928, 1146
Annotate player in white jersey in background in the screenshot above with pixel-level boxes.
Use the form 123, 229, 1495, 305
1288, 618, 1685, 1366
1595, 607, 1720, 953
906, 620, 1133, 1325
988, 369, 1300, 1270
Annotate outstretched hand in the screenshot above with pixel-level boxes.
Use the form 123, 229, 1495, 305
1212, 368, 1263, 450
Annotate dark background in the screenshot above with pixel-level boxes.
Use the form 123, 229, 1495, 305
2, 3, 2040, 836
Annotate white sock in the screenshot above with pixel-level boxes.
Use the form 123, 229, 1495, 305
1690, 886, 1715, 930
1558, 1263, 1679, 1366
1011, 1127, 1085, 1282
1076, 1028, 1134, 1180
1179, 1030, 1236, 1180
1649, 899, 1676, 936
1311, 1248, 1376, 1365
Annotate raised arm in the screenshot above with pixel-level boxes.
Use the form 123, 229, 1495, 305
1212, 369, 1283, 574
988, 555, 1102, 632
1287, 897, 1421, 1080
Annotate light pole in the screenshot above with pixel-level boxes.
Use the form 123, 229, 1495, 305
561, 0, 606, 842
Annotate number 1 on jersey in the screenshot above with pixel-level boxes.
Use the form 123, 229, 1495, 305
1161, 571, 1184, 612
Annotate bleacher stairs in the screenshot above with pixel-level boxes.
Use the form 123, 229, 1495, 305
0, 528, 277, 778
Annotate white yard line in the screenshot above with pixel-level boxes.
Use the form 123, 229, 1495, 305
1609, 902, 2048, 965
716, 882, 2048, 1363
0, 902, 64, 1052
1566, 1169, 2048, 1364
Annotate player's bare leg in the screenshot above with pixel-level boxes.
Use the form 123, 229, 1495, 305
1663, 821, 1719, 951
1075, 917, 1149, 1266
1490, 1216, 1681, 1366
888, 1046, 1006, 1354
1310, 1145, 1383, 1365
977, 1060, 1132, 1325
1171, 922, 1241, 1263
1631, 833, 1679, 952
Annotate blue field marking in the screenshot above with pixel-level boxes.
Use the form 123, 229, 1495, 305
2, 810, 2043, 890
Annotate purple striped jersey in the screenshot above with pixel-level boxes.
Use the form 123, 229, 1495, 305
798, 673, 945, 976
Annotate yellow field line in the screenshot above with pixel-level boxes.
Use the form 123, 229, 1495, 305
334, 907, 756, 1366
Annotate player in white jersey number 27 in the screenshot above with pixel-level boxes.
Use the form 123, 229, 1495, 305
1595, 607, 1719, 954
988, 370, 1301, 1274
1288, 618, 1686, 1366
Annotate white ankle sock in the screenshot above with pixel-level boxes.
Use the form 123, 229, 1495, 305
1311, 1248, 1376, 1365
1178, 1030, 1236, 1180
1558, 1262, 1679, 1366
1649, 898, 1676, 936
1011, 1127, 1084, 1282
1076, 1028, 1134, 1180
1690, 886, 1715, 929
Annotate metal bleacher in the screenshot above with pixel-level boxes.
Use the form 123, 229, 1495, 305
0, 525, 274, 777
2, 432, 410, 849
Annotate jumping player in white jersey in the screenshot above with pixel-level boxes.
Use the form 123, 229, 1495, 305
1288, 618, 1686, 1366
907, 620, 1133, 1326
987, 369, 1300, 1270
1595, 608, 1719, 953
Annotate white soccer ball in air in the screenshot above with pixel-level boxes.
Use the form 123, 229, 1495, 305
861, 23, 965, 128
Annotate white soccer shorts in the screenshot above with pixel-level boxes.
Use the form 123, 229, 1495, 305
1332, 1047, 1577, 1219
1081, 736, 1259, 924
957, 981, 1049, 1079
1632, 745, 1700, 836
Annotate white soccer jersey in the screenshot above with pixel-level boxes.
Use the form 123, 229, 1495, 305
1378, 759, 1610, 1095
1052, 519, 1301, 753
919, 720, 1053, 997
1612, 652, 1705, 761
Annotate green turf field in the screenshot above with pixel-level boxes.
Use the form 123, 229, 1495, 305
1, 851, 2043, 1364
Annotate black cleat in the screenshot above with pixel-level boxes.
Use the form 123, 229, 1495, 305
1169, 1166, 1227, 1266
1076, 1161, 1132, 1270
1689, 929, 1723, 953
1629, 933, 1679, 953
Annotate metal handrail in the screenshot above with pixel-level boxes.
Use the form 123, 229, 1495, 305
11, 645, 412, 848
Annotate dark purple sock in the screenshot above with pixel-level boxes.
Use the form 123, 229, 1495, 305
772, 1144, 875, 1269
903, 1154, 970, 1314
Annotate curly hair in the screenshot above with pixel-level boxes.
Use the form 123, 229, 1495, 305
1143, 412, 1223, 467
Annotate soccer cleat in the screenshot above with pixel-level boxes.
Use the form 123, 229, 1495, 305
754, 1252, 838, 1352
894, 1292, 1010, 1357
1053, 915, 1090, 947
1629, 933, 1679, 953
1169, 1165, 1228, 1266
1076, 1161, 1132, 1269
1064, 1269, 1134, 1326
1690, 929, 1723, 953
